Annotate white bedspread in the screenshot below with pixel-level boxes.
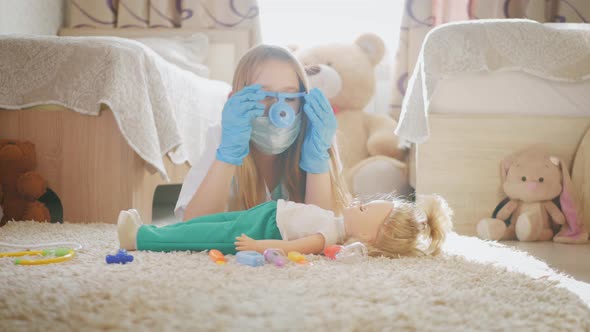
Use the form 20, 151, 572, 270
0, 35, 231, 180
395, 19, 590, 146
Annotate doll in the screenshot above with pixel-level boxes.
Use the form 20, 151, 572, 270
117, 195, 453, 258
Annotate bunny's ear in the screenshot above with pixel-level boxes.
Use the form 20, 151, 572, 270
557, 158, 584, 237
499, 154, 515, 183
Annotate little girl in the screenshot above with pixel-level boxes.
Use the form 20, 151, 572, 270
117, 194, 453, 258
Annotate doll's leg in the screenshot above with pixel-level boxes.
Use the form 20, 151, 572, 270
137, 201, 281, 255
118, 210, 142, 250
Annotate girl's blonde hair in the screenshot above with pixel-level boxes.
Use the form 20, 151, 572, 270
349, 194, 453, 257
229, 44, 350, 213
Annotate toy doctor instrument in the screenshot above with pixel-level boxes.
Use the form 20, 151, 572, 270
324, 242, 368, 262
0, 241, 82, 265
287, 251, 308, 264
263, 248, 287, 267
236, 251, 265, 267
262, 91, 306, 128
208, 249, 226, 265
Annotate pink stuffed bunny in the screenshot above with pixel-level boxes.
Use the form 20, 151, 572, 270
477, 147, 588, 243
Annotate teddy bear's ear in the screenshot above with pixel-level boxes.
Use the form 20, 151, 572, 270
355, 33, 385, 66
286, 44, 299, 53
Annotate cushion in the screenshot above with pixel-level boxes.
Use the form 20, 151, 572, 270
135, 33, 210, 78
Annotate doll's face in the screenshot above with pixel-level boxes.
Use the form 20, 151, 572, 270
343, 200, 393, 242
503, 155, 562, 203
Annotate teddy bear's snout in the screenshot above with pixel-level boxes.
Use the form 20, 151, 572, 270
305, 64, 342, 99
526, 182, 538, 190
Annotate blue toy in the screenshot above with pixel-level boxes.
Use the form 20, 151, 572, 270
106, 249, 134, 264
263, 91, 306, 128
235, 251, 265, 267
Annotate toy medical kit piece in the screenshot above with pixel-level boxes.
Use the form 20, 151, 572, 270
324, 242, 368, 262
208, 249, 226, 265
0, 241, 82, 265
324, 245, 342, 260
236, 251, 265, 267
105, 249, 134, 264
263, 248, 287, 267
287, 251, 308, 264
262, 91, 306, 128
0, 248, 75, 265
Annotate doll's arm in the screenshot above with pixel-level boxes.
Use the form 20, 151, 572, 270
234, 233, 325, 254
496, 200, 518, 220
543, 201, 566, 224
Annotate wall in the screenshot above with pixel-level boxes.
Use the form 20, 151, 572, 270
0, 0, 64, 35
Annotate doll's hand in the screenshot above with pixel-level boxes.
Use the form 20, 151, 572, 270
235, 233, 259, 252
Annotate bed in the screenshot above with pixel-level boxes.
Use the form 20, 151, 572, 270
0, 28, 250, 224
396, 20, 590, 236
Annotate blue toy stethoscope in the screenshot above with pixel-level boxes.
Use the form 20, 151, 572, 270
262, 91, 306, 128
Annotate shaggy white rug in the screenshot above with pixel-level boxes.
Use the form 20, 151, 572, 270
1, 221, 589, 331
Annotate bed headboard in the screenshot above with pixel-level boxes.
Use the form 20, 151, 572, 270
58, 28, 250, 84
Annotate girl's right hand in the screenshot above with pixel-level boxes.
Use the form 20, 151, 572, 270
216, 84, 266, 165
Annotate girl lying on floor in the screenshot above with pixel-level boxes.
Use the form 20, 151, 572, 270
117, 194, 453, 258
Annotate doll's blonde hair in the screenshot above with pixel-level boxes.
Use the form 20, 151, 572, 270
229, 44, 350, 214
349, 194, 453, 257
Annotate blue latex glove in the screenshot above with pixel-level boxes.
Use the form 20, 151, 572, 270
216, 84, 266, 165
300, 88, 338, 174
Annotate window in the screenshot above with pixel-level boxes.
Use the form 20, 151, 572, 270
259, 0, 404, 113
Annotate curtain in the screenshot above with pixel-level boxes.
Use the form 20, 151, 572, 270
390, 0, 590, 120
67, 0, 261, 43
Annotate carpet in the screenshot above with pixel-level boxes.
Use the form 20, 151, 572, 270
1, 221, 589, 331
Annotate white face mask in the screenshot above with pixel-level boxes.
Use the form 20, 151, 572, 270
251, 111, 302, 155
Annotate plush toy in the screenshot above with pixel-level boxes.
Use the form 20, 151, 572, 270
477, 146, 588, 243
0, 140, 51, 226
294, 33, 409, 196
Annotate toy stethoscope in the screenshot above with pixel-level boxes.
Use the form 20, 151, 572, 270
263, 91, 307, 128
0, 241, 82, 265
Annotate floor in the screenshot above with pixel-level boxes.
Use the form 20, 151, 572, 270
152, 185, 590, 284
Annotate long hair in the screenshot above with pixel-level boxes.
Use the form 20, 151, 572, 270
229, 44, 350, 213
346, 194, 453, 257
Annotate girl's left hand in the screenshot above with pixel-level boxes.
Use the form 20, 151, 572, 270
235, 233, 258, 252
300, 88, 338, 174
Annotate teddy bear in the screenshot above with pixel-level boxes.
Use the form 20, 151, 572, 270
0, 139, 51, 226
293, 33, 409, 196
476, 146, 588, 243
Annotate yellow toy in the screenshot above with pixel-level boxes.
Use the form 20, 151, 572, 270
0, 241, 81, 265
287, 251, 308, 264
0, 248, 75, 265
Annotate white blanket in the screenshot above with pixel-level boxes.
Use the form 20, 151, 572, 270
0, 35, 231, 180
395, 19, 590, 146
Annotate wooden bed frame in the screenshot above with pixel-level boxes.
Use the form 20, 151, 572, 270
413, 114, 590, 236
0, 28, 249, 223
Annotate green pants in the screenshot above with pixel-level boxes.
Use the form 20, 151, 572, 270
137, 201, 282, 255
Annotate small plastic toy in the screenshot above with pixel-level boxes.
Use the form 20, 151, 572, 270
0, 248, 75, 265
236, 251, 265, 267
106, 249, 134, 264
263, 91, 306, 128
324, 242, 368, 262
263, 248, 288, 267
208, 249, 226, 265
287, 251, 308, 264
